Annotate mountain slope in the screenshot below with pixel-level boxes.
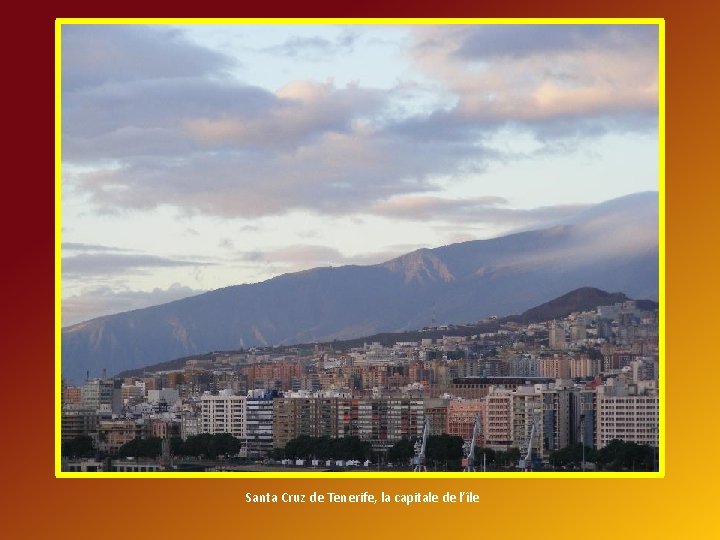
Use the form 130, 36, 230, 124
62, 192, 659, 383
505, 287, 657, 324
115, 286, 658, 379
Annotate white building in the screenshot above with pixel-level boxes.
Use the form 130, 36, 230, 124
200, 390, 246, 439
596, 379, 658, 448
147, 388, 180, 405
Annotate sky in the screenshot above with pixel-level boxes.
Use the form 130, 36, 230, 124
60, 22, 660, 326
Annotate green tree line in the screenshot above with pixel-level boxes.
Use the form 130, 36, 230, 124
386, 434, 466, 470
549, 439, 658, 471
62, 433, 243, 460
271, 436, 372, 461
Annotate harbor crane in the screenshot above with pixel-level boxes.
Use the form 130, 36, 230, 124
412, 417, 431, 472
518, 410, 541, 472
463, 414, 483, 472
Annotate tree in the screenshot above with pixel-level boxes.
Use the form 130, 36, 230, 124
207, 433, 242, 458
117, 437, 162, 458
596, 439, 656, 471
178, 433, 212, 457
280, 436, 372, 461
335, 436, 372, 460
388, 438, 415, 464
284, 435, 315, 459
472, 447, 496, 467
549, 443, 597, 469
62, 435, 96, 458
170, 436, 184, 455
269, 447, 285, 460
426, 434, 464, 470
492, 447, 520, 468
176, 433, 243, 459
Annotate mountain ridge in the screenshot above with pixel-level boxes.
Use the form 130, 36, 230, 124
62, 192, 659, 383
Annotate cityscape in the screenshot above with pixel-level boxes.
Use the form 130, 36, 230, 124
61, 287, 660, 473
59, 23, 661, 475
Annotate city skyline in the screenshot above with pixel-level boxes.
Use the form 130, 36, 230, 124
61, 288, 660, 474
61, 22, 660, 326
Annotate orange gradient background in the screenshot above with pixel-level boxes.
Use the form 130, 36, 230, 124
6, 3, 717, 538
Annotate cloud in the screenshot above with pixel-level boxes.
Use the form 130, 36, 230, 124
240, 244, 345, 266
62, 253, 213, 277
450, 25, 657, 60
62, 25, 235, 91
183, 80, 386, 149
369, 195, 588, 227
71, 125, 485, 218
409, 24, 658, 131
62, 78, 277, 161
62, 283, 204, 326
62, 24, 659, 222
62, 242, 136, 252
262, 30, 358, 59
218, 238, 235, 250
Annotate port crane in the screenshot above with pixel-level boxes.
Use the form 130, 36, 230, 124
463, 414, 483, 472
412, 417, 430, 472
518, 411, 541, 472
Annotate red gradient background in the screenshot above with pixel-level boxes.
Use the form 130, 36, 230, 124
5, 3, 718, 538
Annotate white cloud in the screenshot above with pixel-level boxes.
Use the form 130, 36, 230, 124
62, 25, 234, 91
369, 195, 589, 227
409, 24, 658, 128
63, 24, 659, 221
62, 253, 213, 277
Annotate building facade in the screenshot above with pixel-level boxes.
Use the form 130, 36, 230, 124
200, 391, 246, 439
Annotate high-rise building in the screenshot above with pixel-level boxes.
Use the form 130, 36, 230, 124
595, 379, 658, 448
539, 356, 571, 379
540, 386, 571, 451
424, 399, 449, 436
569, 388, 596, 448
483, 389, 513, 449
272, 397, 338, 448
337, 398, 424, 450
245, 389, 276, 458
446, 400, 485, 445
200, 391, 245, 439
80, 379, 122, 415
61, 411, 98, 441
511, 386, 544, 456
549, 321, 567, 350
570, 356, 598, 379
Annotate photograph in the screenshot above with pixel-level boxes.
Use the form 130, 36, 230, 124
58, 20, 662, 476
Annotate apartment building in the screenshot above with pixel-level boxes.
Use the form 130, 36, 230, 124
272, 396, 338, 448
446, 399, 485, 445
483, 389, 513, 449
245, 390, 275, 458
595, 380, 659, 448
200, 391, 245, 439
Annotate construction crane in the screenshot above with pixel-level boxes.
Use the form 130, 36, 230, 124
412, 417, 431, 472
518, 411, 540, 472
463, 414, 482, 472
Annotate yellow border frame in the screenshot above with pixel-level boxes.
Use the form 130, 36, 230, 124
55, 17, 665, 479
